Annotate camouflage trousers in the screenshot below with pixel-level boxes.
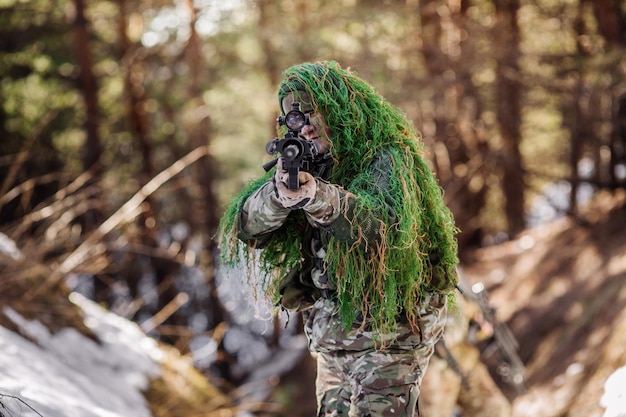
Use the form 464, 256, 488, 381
303, 293, 447, 417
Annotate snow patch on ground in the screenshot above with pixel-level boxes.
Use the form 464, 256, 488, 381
0, 293, 161, 417
601, 366, 626, 417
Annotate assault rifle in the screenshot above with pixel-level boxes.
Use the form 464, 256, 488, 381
263, 102, 319, 190
457, 270, 527, 395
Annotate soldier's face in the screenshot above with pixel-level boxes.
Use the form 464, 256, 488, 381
281, 92, 332, 155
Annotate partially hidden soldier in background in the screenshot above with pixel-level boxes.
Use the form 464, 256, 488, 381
219, 61, 459, 417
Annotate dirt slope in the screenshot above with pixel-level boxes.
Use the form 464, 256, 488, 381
461, 190, 626, 417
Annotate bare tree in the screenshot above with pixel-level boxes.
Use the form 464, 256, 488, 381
417, 0, 490, 253
612, 97, 626, 189
494, 0, 525, 237
115, 0, 186, 342
184, 0, 224, 323
73, 0, 104, 230
588, 0, 626, 190
566, 0, 625, 214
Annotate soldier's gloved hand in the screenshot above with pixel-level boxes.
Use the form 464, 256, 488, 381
274, 158, 317, 209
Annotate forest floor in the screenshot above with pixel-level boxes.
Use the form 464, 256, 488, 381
2, 190, 625, 417
459, 189, 626, 417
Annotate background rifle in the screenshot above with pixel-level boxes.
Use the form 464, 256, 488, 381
457, 268, 527, 395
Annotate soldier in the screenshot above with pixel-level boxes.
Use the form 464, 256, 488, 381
219, 61, 459, 416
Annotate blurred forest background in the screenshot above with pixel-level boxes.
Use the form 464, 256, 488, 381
1, 0, 625, 415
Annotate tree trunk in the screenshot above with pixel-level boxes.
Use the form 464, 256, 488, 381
612, 97, 626, 189
494, 0, 525, 237
586, 0, 626, 190
184, 0, 227, 330
119, 0, 154, 183
418, 0, 489, 253
73, 0, 103, 231
73, 0, 102, 173
588, 0, 626, 46
116, 0, 178, 330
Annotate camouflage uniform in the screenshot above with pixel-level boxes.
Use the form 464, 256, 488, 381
306, 296, 446, 416
237, 153, 448, 417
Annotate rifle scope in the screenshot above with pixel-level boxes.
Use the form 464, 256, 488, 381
278, 102, 309, 133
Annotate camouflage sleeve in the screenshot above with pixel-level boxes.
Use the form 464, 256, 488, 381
238, 181, 290, 243
305, 152, 397, 250
302, 179, 342, 226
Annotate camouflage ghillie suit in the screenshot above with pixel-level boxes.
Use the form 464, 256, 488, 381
219, 61, 459, 416
237, 155, 448, 416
